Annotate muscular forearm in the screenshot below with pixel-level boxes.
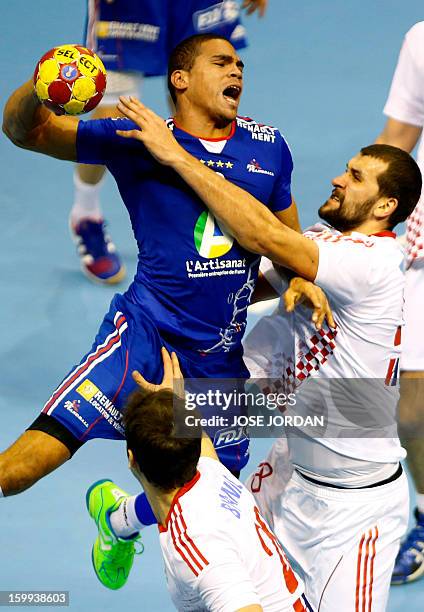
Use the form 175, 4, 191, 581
2, 80, 47, 148
171, 150, 317, 279
3, 79, 78, 160
173, 150, 287, 255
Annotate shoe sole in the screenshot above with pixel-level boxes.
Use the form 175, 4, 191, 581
69, 220, 126, 285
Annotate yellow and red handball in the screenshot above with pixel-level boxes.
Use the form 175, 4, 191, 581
33, 44, 107, 115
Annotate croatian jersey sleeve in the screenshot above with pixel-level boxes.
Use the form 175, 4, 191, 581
76, 117, 144, 164
268, 132, 294, 212
383, 22, 424, 127
315, 238, 374, 305
189, 531, 261, 612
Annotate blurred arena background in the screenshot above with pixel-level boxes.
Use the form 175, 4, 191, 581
1, 1, 423, 609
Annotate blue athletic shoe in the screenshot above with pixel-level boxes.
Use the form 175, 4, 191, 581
70, 218, 126, 284
391, 508, 424, 585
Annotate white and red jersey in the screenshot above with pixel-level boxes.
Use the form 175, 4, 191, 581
245, 224, 406, 466
158, 457, 307, 612
383, 21, 424, 265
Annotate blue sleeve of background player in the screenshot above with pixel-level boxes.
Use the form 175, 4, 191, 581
76, 117, 142, 165
268, 133, 294, 213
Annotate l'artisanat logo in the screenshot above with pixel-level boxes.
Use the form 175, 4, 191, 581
194, 211, 234, 258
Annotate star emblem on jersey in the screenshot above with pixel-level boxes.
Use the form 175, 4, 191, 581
199, 159, 234, 169
194, 211, 234, 258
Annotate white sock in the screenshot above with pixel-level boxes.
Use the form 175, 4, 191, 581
110, 496, 145, 538
70, 171, 104, 225
0, 484, 3, 498
416, 493, 424, 514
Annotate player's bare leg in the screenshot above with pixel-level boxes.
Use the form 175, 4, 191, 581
392, 370, 424, 584
399, 371, 424, 488
0, 431, 70, 496
71, 103, 126, 284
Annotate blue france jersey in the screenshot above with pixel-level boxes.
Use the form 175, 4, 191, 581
76, 116, 293, 353
85, 0, 247, 77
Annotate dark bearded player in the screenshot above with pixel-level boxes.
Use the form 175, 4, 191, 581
2, 33, 299, 585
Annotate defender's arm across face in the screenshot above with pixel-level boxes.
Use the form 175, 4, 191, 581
2, 80, 78, 161
116, 97, 318, 281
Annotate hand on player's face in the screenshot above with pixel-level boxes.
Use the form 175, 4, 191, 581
132, 347, 184, 397
284, 278, 336, 330
116, 96, 186, 167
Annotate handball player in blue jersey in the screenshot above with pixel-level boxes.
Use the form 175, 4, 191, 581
1, 35, 298, 503
73, 0, 267, 284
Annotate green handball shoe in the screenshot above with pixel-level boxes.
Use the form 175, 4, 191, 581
86, 479, 142, 590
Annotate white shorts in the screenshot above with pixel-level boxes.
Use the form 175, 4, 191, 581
101, 70, 144, 106
401, 258, 424, 370
246, 443, 409, 612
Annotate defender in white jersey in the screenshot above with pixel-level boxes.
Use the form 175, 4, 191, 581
376, 21, 424, 584
86, 349, 310, 611
243, 226, 407, 611
118, 117, 422, 609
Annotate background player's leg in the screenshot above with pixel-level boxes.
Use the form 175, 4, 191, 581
74, 103, 121, 191
70, 70, 142, 284
110, 492, 157, 536
394, 371, 424, 584
71, 104, 126, 285
393, 260, 424, 583
0, 431, 70, 496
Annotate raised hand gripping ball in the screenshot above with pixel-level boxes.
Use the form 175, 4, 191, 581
33, 44, 107, 115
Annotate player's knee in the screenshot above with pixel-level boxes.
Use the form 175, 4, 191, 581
0, 451, 41, 495
0, 431, 71, 496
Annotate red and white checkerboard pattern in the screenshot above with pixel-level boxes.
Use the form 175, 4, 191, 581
260, 324, 338, 398
405, 198, 424, 266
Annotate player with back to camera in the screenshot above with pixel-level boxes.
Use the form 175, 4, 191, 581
1, 33, 299, 583
71, 0, 268, 284
107, 96, 421, 610
86, 347, 311, 611
375, 20, 424, 585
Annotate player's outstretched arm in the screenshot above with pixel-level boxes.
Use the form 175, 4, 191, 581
375, 117, 422, 154
3, 80, 78, 161
116, 97, 319, 281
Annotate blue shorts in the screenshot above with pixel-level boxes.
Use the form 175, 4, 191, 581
85, 0, 248, 75
41, 293, 250, 472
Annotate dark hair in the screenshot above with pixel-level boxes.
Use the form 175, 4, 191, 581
123, 389, 201, 492
360, 144, 422, 229
167, 33, 231, 104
